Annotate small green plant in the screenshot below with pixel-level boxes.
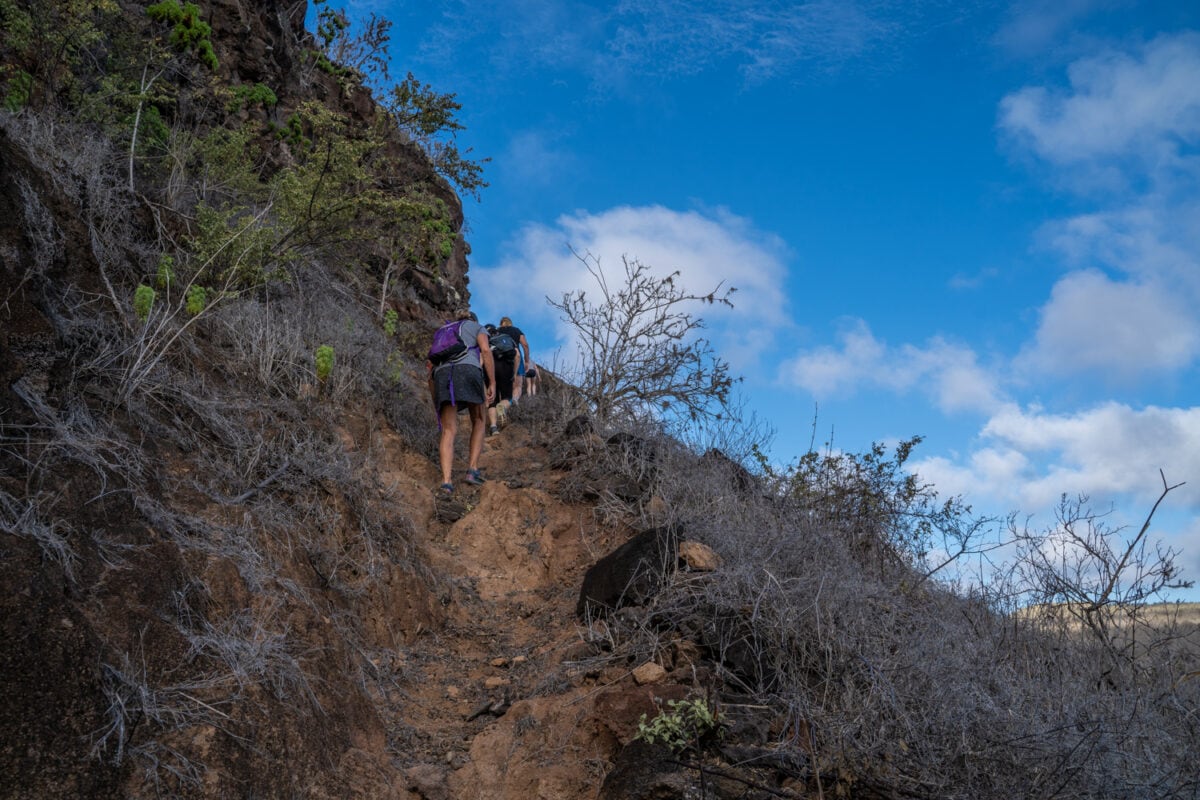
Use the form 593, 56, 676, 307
145, 0, 218, 70
384, 350, 404, 386
155, 255, 175, 290
1, 69, 32, 112
228, 82, 277, 112
383, 309, 399, 337
315, 345, 335, 383
133, 284, 156, 322
185, 285, 207, 316
634, 697, 723, 754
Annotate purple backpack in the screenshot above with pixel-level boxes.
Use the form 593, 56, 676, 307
428, 320, 470, 366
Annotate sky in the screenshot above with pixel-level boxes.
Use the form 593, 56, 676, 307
324, 1, 1200, 601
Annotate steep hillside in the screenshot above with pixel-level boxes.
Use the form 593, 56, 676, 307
2, 2, 1198, 799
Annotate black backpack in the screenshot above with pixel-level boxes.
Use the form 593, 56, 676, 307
489, 332, 517, 360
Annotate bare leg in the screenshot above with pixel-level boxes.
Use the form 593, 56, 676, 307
438, 403, 458, 484
468, 403, 487, 469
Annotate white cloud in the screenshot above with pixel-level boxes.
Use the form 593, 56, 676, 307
470, 204, 790, 370
912, 402, 1200, 513
999, 32, 1200, 174
1017, 269, 1200, 380
1041, 204, 1200, 292
1000, 33, 1200, 385
910, 402, 1200, 597
782, 320, 1004, 414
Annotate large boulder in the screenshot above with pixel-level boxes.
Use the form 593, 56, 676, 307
576, 527, 678, 618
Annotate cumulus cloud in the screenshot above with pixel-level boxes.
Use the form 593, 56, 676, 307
782, 320, 1004, 414
1001, 33, 1200, 385
470, 204, 790, 370
1017, 269, 1200, 380
999, 32, 1200, 177
911, 402, 1200, 513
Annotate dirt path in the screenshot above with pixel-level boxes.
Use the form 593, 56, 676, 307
371, 421, 626, 799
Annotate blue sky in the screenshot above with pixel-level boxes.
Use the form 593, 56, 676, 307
328, 1, 1200, 600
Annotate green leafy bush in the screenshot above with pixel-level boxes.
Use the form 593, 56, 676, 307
635, 698, 723, 754
1, 69, 32, 111
185, 285, 207, 316
314, 345, 334, 383
155, 255, 175, 290
145, 0, 217, 70
133, 284, 156, 321
228, 82, 277, 112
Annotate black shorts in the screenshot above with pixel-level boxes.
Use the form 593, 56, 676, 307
433, 363, 485, 408
491, 355, 516, 405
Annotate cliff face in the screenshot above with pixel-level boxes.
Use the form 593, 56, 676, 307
0, 4, 709, 797
0, 1, 473, 796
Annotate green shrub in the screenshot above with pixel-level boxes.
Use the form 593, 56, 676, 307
145, 0, 217, 70
185, 285, 207, 316
228, 82, 277, 112
383, 309, 398, 337
133, 284, 156, 321
189, 202, 280, 288
384, 350, 404, 386
1, 69, 32, 111
634, 697, 723, 754
155, 255, 175, 290
315, 345, 334, 383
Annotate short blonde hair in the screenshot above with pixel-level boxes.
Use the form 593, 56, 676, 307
500, 316, 513, 326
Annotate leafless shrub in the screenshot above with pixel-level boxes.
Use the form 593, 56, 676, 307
2, 110, 142, 312
1006, 473, 1192, 658
13, 173, 63, 282
595, 431, 1200, 798
185, 606, 321, 709
549, 249, 735, 426
0, 488, 77, 580
208, 297, 308, 393
504, 374, 589, 445
383, 384, 439, 460
90, 648, 232, 781
10, 375, 147, 489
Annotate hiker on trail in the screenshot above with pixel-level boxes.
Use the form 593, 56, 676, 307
496, 316, 533, 404
485, 321, 519, 435
523, 362, 540, 397
427, 309, 494, 493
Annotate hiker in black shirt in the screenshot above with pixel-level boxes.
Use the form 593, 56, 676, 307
497, 316, 532, 404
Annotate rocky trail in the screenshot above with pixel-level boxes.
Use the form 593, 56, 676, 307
360, 415, 662, 799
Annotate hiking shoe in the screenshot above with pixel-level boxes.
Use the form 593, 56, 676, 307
488, 425, 499, 436
438, 482, 454, 494
465, 469, 486, 485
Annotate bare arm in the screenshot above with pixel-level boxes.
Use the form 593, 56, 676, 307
477, 331, 496, 403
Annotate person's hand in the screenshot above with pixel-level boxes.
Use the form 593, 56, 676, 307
486, 384, 496, 403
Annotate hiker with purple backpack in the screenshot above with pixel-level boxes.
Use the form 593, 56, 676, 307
426, 309, 495, 493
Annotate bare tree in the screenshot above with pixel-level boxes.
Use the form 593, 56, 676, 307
1010, 470, 1192, 655
548, 249, 736, 425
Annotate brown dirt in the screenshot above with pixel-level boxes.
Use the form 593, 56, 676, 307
354, 418, 681, 799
